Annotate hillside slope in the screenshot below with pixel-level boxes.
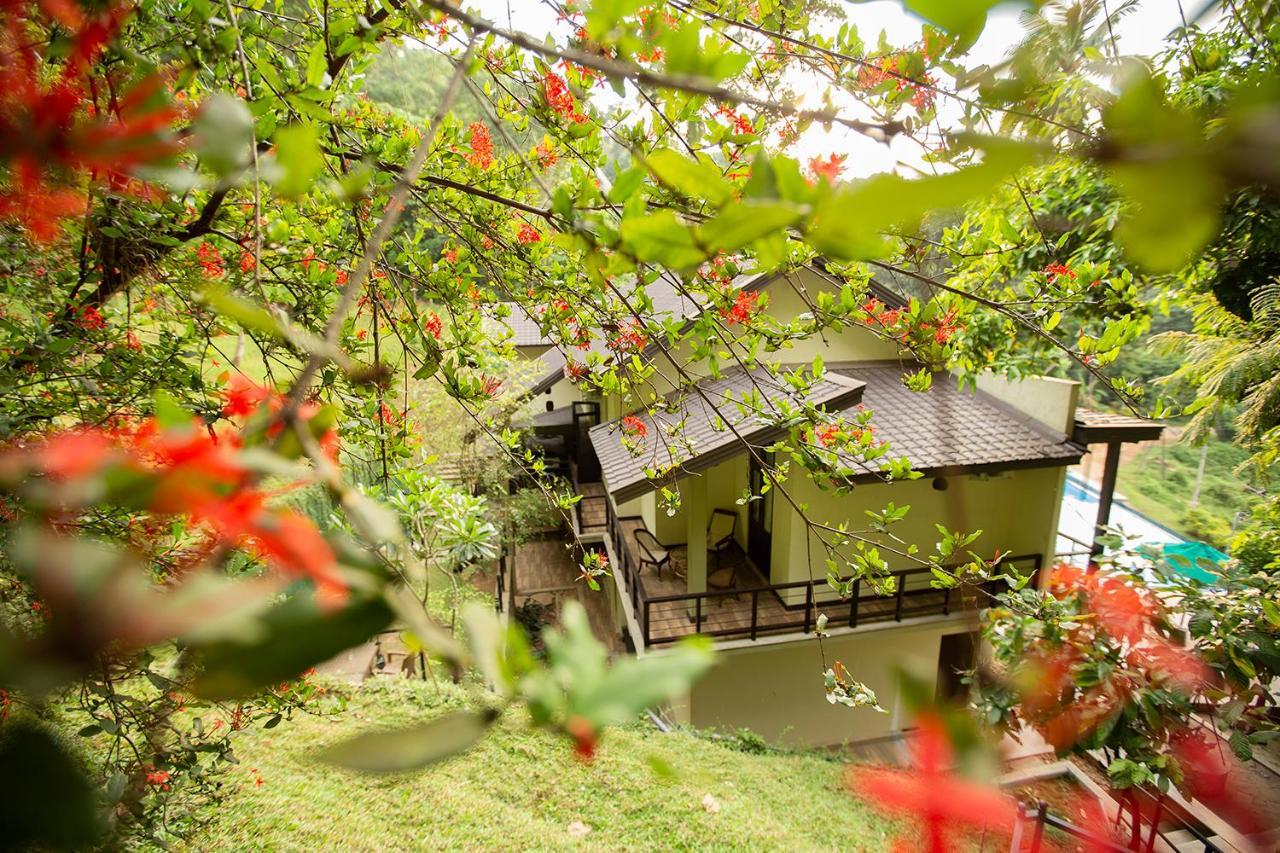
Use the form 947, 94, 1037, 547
188, 679, 905, 851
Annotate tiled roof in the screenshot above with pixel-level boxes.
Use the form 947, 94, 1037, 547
830, 364, 1083, 477
590, 366, 866, 502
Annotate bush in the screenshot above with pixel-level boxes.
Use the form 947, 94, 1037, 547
1179, 507, 1232, 549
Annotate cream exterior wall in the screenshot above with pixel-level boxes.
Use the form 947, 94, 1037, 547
673, 622, 975, 746
975, 372, 1079, 435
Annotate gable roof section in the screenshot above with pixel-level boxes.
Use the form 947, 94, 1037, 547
830, 364, 1083, 479
525, 263, 908, 395
590, 366, 865, 503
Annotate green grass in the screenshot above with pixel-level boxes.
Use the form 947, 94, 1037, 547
184, 679, 906, 851
1116, 437, 1258, 548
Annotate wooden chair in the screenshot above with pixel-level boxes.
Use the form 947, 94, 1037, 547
634, 527, 674, 579
706, 509, 740, 598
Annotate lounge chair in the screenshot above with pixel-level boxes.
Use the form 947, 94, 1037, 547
634, 527, 675, 579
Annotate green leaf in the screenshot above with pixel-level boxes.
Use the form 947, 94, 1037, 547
645, 149, 731, 207
320, 710, 498, 773
904, 0, 1010, 43
808, 140, 1039, 261
272, 124, 324, 199
619, 210, 705, 269
698, 201, 805, 253
190, 94, 254, 176
305, 41, 328, 87
199, 284, 285, 338
608, 166, 646, 203
188, 592, 394, 700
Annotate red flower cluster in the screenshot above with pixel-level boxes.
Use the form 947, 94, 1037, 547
608, 321, 647, 353
144, 767, 171, 789
565, 360, 588, 381
465, 122, 494, 169
621, 415, 647, 439
0, 0, 178, 242
76, 304, 106, 331
1044, 262, 1076, 283
480, 375, 502, 397
857, 53, 935, 111
423, 310, 442, 339
714, 105, 754, 135
543, 72, 587, 124
848, 713, 1017, 852
239, 250, 256, 273
197, 242, 225, 278
378, 401, 397, 425
517, 222, 542, 244
720, 289, 760, 325
1020, 564, 1210, 751
535, 139, 557, 170
808, 153, 846, 184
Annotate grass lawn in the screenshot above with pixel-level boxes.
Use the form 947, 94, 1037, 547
186, 679, 907, 851
1116, 437, 1258, 548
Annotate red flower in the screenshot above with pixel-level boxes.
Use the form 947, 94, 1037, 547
76, 304, 106, 331
197, 242, 225, 278
465, 121, 494, 169
145, 768, 171, 787
720, 289, 759, 325
621, 415, 647, 439
848, 714, 1017, 852
37, 429, 118, 479
517, 222, 541, 244
239, 251, 256, 273
535, 139, 557, 170
565, 715, 597, 761
808, 153, 847, 184
221, 374, 272, 418
423, 311, 442, 339
565, 360, 587, 381
480, 375, 502, 397
378, 401, 397, 425
1044, 262, 1076, 283
443, 247, 458, 264
543, 72, 587, 123
815, 423, 840, 447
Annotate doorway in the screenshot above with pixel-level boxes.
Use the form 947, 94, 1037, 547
936, 632, 977, 702
747, 453, 773, 573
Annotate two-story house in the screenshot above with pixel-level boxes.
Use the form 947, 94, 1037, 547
502, 263, 1093, 747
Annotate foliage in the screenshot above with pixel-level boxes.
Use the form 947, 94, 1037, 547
0, 0, 1278, 845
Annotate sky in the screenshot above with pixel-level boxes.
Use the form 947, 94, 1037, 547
463, 0, 1211, 178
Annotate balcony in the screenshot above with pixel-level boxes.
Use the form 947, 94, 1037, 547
603, 498, 1042, 648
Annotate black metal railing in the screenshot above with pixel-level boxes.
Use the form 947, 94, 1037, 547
599, 502, 1042, 648
1011, 801, 1223, 853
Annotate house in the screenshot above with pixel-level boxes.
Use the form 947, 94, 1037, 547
496, 264, 1147, 747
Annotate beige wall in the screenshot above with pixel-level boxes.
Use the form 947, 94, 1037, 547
975, 373, 1079, 435
767, 466, 1062, 604
674, 622, 975, 746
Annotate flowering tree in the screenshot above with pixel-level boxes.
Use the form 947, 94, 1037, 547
0, 0, 1277, 845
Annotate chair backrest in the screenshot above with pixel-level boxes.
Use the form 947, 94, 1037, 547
708, 509, 736, 547
634, 528, 665, 560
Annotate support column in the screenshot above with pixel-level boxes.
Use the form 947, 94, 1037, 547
1090, 441, 1122, 562
685, 475, 708, 618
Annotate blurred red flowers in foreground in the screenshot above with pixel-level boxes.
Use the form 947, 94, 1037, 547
2, 378, 344, 602
0, 0, 178, 241
847, 714, 1017, 852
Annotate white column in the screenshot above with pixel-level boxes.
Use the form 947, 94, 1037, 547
685, 475, 708, 618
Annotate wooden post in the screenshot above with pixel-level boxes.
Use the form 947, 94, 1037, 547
685, 475, 708, 618
1091, 441, 1122, 560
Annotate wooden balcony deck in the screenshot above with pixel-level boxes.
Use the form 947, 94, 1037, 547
606, 503, 1040, 648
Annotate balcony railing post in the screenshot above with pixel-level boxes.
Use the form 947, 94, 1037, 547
894, 572, 905, 621
643, 601, 651, 647
849, 578, 860, 628
803, 583, 813, 633
750, 590, 759, 640
695, 597, 703, 635
943, 586, 951, 615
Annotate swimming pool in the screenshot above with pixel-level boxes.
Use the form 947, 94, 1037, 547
1057, 473, 1186, 566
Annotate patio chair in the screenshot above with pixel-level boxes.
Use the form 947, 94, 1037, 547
634, 527, 674, 580
706, 509, 740, 598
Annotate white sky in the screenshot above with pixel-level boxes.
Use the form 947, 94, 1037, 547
466, 0, 1205, 178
